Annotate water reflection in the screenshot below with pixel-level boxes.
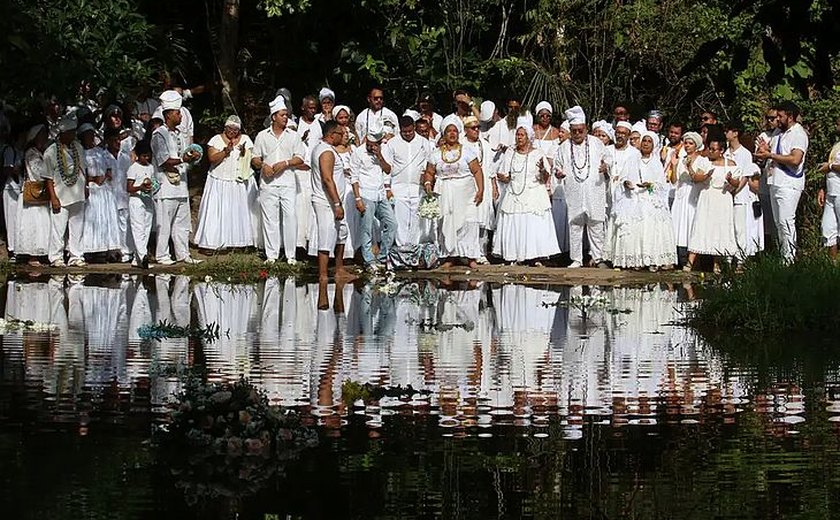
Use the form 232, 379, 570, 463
1, 275, 837, 438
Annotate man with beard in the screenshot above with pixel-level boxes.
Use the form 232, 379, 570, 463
356, 87, 399, 144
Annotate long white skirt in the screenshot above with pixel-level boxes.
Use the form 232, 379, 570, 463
15, 200, 51, 256
295, 170, 314, 248
4, 189, 18, 253
551, 193, 570, 253
688, 188, 737, 256
611, 197, 677, 267
735, 203, 764, 257
492, 209, 560, 262
83, 183, 121, 253
438, 176, 481, 259
194, 175, 259, 249
671, 191, 698, 248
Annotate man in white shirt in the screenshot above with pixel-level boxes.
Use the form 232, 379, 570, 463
350, 121, 396, 269
382, 116, 431, 248
755, 101, 808, 263
355, 87, 398, 144
817, 116, 840, 258
151, 90, 201, 266
43, 116, 88, 267
296, 94, 321, 249
756, 107, 779, 245
252, 95, 306, 265
554, 106, 609, 268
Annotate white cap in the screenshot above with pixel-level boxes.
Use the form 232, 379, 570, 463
403, 109, 421, 121
535, 101, 552, 115
631, 120, 647, 134
318, 87, 335, 102
479, 100, 495, 122
151, 107, 164, 121
332, 105, 350, 118
159, 90, 183, 111
616, 121, 633, 131
57, 116, 78, 133
269, 95, 287, 114
564, 105, 586, 125
366, 120, 385, 142
225, 115, 241, 128
560, 120, 570, 132
77, 122, 95, 135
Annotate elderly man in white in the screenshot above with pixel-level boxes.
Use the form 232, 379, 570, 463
553, 106, 610, 268
252, 96, 306, 265
350, 120, 396, 270
150, 90, 202, 265
755, 101, 809, 264
382, 115, 432, 248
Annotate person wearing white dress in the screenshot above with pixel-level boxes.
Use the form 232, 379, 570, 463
671, 132, 709, 267
724, 122, 763, 260
331, 105, 360, 259
252, 96, 306, 265
493, 121, 560, 264
609, 131, 676, 269
817, 118, 840, 258
687, 134, 739, 273
125, 140, 156, 267
533, 102, 566, 253
43, 116, 88, 267
80, 124, 121, 257
462, 115, 497, 261
553, 106, 609, 268
15, 125, 51, 265
101, 126, 134, 262
1, 126, 22, 260
422, 115, 485, 268
195, 115, 258, 250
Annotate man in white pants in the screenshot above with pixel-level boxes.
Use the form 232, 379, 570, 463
252, 95, 305, 265
381, 116, 431, 247
43, 116, 88, 267
553, 106, 609, 268
151, 90, 201, 266
755, 101, 808, 264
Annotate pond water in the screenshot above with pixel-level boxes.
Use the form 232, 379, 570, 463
0, 275, 839, 519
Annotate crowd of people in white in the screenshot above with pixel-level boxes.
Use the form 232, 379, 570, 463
1, 84, 836, 278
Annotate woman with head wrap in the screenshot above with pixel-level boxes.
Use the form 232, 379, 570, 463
15, 124, 51, 265
686, 133, 739, 273
330, 108, 360, 259
317, 87, 336, 123
194, 115, 258, 251
493, 119, 560, 264
607, 131, 676, 270
532, 101, 561, 158
670, 131, 710, 266
422, 115, 484, 268
462, 115, 497, 263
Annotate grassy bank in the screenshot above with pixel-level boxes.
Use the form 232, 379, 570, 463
685, 254, 840, 342
181, 253, 308, 283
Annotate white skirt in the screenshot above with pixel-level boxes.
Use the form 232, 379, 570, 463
688, 188, 737, 256
438, 176, 481, 259
83, 183, 121, 253
492, 209, 560, 261
671, 189, 698, 248
194, 175, 259, 249
15, 199, 51, 256
611, 198, 677, 267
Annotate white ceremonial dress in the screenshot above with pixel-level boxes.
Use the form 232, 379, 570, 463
430, 145, 481, 259
15, 148, 51, 256
671, 155, 710, 249
82, 147, 122, 253
688, 159, 739, 256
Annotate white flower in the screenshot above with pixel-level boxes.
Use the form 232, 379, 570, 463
204, 275, 213, 283
418, 195, 442, 220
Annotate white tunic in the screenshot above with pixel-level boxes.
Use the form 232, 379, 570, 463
16, 148, 52, 256
42, 141, 87, 206
252, 127, 305, 190
355, 107, 399, 141
382, 134, 431, 199
151, 125, 189, 199
554, 135, 608, 222
766, 123, 808, 191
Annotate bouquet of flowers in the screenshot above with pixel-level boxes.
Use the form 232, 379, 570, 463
418, 193, 442, 220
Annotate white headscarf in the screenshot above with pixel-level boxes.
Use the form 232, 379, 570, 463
631, 120, 647, 135
160, 90, 183, 111
592, 120, 615, 143
331, 105, 351, 118
564, 105, 586, 125
440, 114, 463, 134
535, 101, 552, 116
515, 116, 535, 142
318, 87, 335, 102
269, 95, 287, 115
640, 130, 659, 148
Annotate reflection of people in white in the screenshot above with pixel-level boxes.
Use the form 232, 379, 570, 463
754, 101, 808, 263
553, 106, 609, 268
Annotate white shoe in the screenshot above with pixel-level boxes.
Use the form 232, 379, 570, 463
287, 258, 298, 266
157, 258, 176, 266
264, 258, 276, 266
68, 258, 87, 267
182, 257, 203, 265
568, 260, 583, 269
120, 254, 132, 263
476, 256, 489, 265
51, 259, 66, 268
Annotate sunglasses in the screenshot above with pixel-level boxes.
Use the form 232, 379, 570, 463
372, 96, 384, 100
466, 125, 479, 130
701, 116, 711, 121
765, 115, 777, 121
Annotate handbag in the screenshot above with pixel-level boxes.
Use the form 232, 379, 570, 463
22, 180, 50, 205
752, 200, 762, 218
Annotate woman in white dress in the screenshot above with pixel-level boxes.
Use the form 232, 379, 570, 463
686, 134, 739, 273
422, 115, 484, 268
194, 115, 259, 250
462, 116, 496, 262
79, 123, 121, 257
333, 106, 359, 260
610, 132, 676, 270
493, 122, 560, 264
15, 125, 51, 265
671, 132, 709, 265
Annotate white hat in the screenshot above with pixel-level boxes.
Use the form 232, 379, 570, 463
479, 100, 495, 122
592, 120, 615, 143
366, 120, 385, 142
151, 107, 164, 121
77, 122, 95, 135
631, 120, 647, 134
564, 105, 586, 125
560, 120, 570, 132
57, 117, 78, 133
535, 101, 553, 115
269, 95, 287, 114
403, 109, 421, 121
318, 87, 335, 102
515, 116, 535, 141
640, 130, 659, 145
441, 114, 463, 134
332, 105, 350, 118
225, 115, 241, 128
159, 90, 183, 111
616, 121, 633, 131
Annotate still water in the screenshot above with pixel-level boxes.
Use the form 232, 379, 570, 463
1, 275, 839, 519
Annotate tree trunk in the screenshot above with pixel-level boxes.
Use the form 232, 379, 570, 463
219, 0, 240, 112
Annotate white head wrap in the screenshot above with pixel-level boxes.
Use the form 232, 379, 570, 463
535, 101, 553, 116
440, 114, 463, 134
682, 131, 704, 151
560, 120, 570, 132
479, 100, 495, 122
515, 116, 535, 142
366, 120, 385, 142
592, 120, 615, 143
332, 105, 351, 118
151, 107, 164, 122
77, 122, 95, 135
403, 109, 421, 121
640, 130, 659, 147
225, 115, 241, 128
26, 124, 46, 144
631, 121, 647, 135
269, 95, 287, 114
564, 105, 586, 125
159, 90, 183, 111
318, 87, 335, 102
615, 121, 633, 131
57, 117, 78, 133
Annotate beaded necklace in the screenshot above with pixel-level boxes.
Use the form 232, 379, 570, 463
57, 142, 83, 187
570, 138, 591, 183
508, 149, 530, 197
441, 143, 462, 164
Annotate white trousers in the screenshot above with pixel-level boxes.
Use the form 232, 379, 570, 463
129, 197, 154, 259
569, 213, 605, 263
769, 185, 801, 263
49, 201, 85, 263
295, 171, 313, 248
733, 204, 747, 260
155, 197, 191, 262
393, 196, 421, 247
260, 186, 297, 260
822, 194, 840, 247
3, 190, 18, 253
118, 207, 131, 256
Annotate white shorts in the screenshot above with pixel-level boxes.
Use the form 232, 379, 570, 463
313, 202, 348, 252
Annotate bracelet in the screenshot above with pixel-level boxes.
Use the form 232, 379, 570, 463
332, 201, 342, 208
355, 197, 362, 202
423, 181, 432, 186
